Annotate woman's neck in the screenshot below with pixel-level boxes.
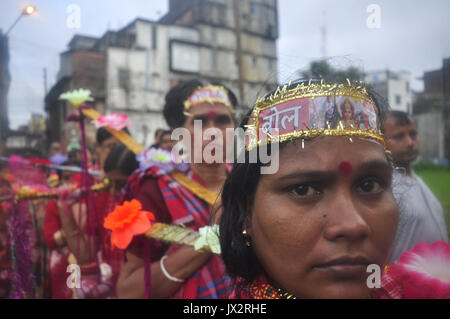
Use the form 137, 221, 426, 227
189, 163, 228, 193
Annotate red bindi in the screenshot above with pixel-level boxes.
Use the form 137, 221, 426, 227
338, 161, 353, 176
208, 110, 217, 122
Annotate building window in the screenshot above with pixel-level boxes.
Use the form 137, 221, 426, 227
250, 3, 261, 20
151, 25, 157, 49
118, 68, 130, 89
406, 81, 410, 92
211, 27, 217, 45
268, 58, 274, 71
211, 51, 218, 70
252, 56, 257, 68
267, 7, 276, 27
395, 95, 401, 105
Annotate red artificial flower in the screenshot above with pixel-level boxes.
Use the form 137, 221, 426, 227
387, 241, 450, 299
103, 199, 155, 250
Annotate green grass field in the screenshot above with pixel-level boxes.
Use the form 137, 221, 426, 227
415, 168, 450, 233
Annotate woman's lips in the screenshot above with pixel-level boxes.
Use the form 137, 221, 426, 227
314, 256, 371, 279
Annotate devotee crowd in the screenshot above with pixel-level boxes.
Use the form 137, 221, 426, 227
0, 78, 449, 299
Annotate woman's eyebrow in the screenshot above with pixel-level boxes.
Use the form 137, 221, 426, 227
276, 160, 390, 181
277, 170, 335, 181
357, 160, 391, 172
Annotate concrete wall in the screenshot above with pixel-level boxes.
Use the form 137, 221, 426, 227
104, 2, 279, 145
414, 112, 445, 162
106, 22, 181, 144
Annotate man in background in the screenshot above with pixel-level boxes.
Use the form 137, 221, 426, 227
383, 111, 448, 263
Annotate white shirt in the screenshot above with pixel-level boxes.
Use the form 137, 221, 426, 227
389, 170, 449, 264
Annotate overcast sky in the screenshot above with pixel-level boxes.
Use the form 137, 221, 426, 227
1, 0, 449, 128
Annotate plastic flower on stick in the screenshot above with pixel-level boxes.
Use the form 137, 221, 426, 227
59, 88, 94, 108
136, 148, 189, 173
104, 199, 155, 250
92, 113, 131, 131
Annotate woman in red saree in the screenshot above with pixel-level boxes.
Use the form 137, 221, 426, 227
86, 143, 139, 297
44, 161, 85, 299
117, 79, 237, 299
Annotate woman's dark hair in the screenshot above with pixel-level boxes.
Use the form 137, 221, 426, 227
163, 79, 238, 129
96, 127, 131, 146
103, 144, 138, 176
219, 78, 390, 290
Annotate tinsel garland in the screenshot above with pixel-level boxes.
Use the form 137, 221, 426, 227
7, 201, 35, 298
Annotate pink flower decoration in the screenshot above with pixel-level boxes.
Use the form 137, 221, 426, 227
388, 241, 450, 299
92, 113, 131, 131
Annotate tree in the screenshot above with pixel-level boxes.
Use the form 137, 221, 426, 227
299, 60, 364, 83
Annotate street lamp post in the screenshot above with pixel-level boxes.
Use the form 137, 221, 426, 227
0, 5, 36, 151
5, 5, 36, 36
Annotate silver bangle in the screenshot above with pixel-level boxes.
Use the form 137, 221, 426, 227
160, 255, 184, 283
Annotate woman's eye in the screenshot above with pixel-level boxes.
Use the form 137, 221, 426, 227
356, 179, 384, 194
290, 184, 321, 197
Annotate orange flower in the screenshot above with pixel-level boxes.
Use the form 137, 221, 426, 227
104, 199, 155, 250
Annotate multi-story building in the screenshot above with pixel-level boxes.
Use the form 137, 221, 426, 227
45, 35, 106, 147
46, 0, 279, 147
365, 70, 413, 114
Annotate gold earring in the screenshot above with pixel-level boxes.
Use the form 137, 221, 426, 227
242, 229, 251, 247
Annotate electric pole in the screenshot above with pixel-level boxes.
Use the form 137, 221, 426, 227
233, 0, 245, 108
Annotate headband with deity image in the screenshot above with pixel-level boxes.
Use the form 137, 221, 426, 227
183, 85, 235, 116
245, 80, 386, 150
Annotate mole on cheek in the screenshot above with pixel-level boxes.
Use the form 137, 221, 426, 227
338, 161, 353, 176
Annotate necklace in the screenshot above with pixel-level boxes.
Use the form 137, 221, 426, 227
250, 277, 298, 299
275, 287, 297, 299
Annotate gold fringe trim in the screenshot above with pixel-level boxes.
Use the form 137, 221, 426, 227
183, 85, 235, 113
0, 183, 109, 203
145, 222, 203, 250
246, 81, 386, 151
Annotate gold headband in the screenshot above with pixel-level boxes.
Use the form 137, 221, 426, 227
245, 81, 386, 150
183, 85, 234, 115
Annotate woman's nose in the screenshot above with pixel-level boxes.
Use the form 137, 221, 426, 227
323, 191, 370, 242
